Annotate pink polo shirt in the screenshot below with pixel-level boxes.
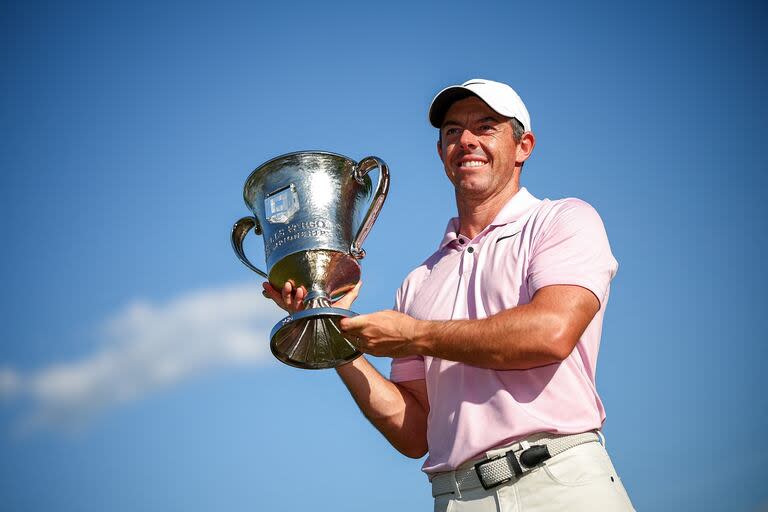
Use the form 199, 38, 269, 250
390, 187, 619, 474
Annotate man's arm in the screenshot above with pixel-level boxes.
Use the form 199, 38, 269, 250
335, 358, 429, 458
262, 281, 429, 457
340, 284, 599, 370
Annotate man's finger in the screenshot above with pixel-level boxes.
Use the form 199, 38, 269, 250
340, 314, 367, 331
282, 281, 294, 307
262, 282, 280, 300
346, 281, 362, 301
295, 286, 306, 304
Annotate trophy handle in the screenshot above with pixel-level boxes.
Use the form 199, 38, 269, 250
350, 156, 390, 259
231, 216, 269, 278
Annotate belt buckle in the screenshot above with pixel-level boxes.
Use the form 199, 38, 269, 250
473, 453, 512, 491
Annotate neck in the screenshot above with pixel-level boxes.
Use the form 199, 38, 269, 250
456, 180, 521, 239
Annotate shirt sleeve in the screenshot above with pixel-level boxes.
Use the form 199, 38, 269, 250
527, 199, 618, 308
388, 281, 426, 382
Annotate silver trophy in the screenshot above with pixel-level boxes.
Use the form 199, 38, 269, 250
231, 151, 389, 369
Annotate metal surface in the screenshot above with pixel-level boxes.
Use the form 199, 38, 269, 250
351, 156, 390, 259
269, 300, 360, 369
231, 216, 268, 278
231, 151, 389, 369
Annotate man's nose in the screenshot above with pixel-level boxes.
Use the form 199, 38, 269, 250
459, 129, 478, 149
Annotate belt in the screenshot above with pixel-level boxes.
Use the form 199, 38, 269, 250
431, 431, 601, 497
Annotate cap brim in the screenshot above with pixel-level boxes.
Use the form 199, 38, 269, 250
428, 87, 479, 128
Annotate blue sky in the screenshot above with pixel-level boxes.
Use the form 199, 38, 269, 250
0, 0, 765, 510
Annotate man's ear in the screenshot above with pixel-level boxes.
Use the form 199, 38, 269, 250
516, 132, 536, 164
437, 139, 444, 162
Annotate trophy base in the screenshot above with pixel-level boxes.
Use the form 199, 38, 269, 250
269, 306, 362, 369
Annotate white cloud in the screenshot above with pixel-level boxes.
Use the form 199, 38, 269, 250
2, 283, 283, 431
0, 368, 20, 399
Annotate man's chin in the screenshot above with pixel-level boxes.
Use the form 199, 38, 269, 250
453, 180, 491, 197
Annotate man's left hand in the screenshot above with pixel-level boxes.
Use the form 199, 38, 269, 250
339, 310, 421, 358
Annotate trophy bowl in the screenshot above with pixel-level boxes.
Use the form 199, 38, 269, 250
231, 151, 389, 369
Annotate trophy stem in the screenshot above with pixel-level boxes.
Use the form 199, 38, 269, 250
304, 291, 331, 306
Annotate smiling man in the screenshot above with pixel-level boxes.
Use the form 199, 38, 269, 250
264, 78, 635, 511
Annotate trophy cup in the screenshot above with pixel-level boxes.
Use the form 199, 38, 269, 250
231, 151, 389, 369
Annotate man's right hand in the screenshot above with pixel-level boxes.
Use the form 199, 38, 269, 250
261, 281, 306, 312
261, 281, 362, 312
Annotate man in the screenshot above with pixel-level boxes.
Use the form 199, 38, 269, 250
264, 78, 634, 511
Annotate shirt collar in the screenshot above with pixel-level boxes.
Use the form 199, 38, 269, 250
439, 187, 541, 249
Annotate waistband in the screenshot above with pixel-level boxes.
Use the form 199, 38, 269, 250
430, 431, 602, 498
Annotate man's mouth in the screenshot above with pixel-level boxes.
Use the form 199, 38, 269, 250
457, 158, 488, 170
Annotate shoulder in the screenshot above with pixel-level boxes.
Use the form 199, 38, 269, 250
534, 196, 601, 219
527, 197, 607, 235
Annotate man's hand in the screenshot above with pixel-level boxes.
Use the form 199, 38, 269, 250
340, 310, 421, 358
333, 282, 361, 310
261, 281, 361, 312
261, 281, 306, 312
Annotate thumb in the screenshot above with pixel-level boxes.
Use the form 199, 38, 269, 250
333, 281, 362, 310
339, 313, 367, 331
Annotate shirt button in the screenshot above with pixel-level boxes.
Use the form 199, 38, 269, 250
467, 247, 474, 253
459, 239, 465, 245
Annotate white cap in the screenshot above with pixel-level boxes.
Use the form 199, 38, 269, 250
428, 78, 531, 132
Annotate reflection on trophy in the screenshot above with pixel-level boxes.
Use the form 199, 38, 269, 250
231, 151, 390, 369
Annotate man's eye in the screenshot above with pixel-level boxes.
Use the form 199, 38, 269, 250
479, 125, 494, 132
445, 128, 460, 136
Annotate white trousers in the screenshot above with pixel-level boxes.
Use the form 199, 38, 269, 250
432, 441, 635, 512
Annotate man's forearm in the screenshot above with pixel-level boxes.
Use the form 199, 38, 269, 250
335, 357, 428, 458
411, 286, 599, 370
413, 302, 568, 370
342, 285, 599, 370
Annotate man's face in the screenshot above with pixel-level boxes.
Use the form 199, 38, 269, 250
437, 96, 521, 201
